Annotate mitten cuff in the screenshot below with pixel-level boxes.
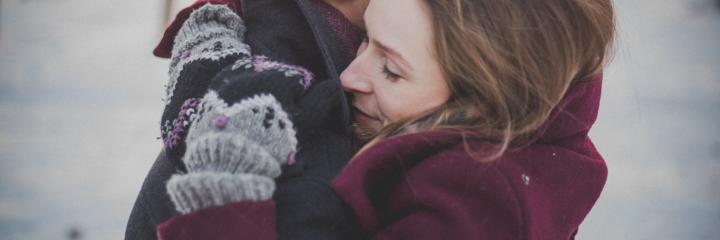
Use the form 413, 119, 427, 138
167, 172, 275, 214
184, 131, 283, 178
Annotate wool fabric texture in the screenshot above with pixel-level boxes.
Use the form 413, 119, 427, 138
183, 92, 298, 174
160, 3, 250, 161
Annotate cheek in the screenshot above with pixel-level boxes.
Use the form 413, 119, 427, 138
373, 85, 424, 122
375, 80, 450, 123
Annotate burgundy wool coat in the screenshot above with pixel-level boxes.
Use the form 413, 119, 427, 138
157, 74, 607, 240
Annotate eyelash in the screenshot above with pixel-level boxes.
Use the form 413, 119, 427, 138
381, 64, 401, 81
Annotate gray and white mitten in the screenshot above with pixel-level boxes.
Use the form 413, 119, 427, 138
161, 4, 250, 153
166, 91, 297, 214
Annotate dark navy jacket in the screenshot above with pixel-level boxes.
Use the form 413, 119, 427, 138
125, 0, 361, 239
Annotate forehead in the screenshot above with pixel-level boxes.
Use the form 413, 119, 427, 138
365, 0, 435, 63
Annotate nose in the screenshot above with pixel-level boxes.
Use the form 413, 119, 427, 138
340, 53, 373, 94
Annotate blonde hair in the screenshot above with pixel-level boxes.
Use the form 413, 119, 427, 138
356, 0, 615, 161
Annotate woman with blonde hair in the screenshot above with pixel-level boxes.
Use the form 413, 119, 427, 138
155, 0, 615, 238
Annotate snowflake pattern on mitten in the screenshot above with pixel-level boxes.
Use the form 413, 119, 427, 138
184, 91, 298, 175
162, 54, 314, 150
160, 4, 250, 153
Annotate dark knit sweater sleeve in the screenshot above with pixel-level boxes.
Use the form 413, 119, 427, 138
159, 2, 250, 163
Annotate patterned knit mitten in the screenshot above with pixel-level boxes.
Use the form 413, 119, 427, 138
161, 3, 249, 155
166, 92, 297, 214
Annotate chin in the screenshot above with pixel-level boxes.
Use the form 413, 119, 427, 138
352, 121, 381, 143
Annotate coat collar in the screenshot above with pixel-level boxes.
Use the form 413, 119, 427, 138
354, 73, 604, 161
529, 73, 603, 145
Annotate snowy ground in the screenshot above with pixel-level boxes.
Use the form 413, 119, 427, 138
0, 0, 718, 239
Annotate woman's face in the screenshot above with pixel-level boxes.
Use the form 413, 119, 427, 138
340, 0, 450, 140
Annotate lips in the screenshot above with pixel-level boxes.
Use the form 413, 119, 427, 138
351, 105, 382, 142
352, 105, 380, 122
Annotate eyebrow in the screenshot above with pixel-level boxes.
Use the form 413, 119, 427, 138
371, 39, 414, 71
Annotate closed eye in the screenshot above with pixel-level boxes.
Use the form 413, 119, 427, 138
381, 64, 401, 81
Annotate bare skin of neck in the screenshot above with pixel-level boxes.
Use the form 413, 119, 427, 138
323, 0, 368, 29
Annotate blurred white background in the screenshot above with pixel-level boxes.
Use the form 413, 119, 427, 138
0, 0, 718, 239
